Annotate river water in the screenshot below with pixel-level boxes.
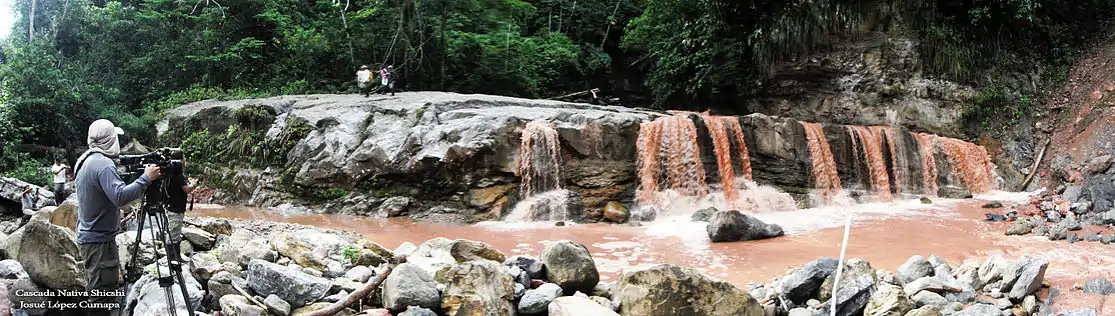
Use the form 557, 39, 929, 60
190, 191, 1115, 314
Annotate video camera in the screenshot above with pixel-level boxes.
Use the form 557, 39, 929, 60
120, 147, 184, 176
120, 147, 183, 205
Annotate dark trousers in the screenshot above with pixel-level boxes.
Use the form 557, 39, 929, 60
380, 82, 395, 96
53, 183, 66, 205
80, 241, 121, 316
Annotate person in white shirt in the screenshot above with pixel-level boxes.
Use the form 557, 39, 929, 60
356, 65, 373, 97
51, 158, 69, 205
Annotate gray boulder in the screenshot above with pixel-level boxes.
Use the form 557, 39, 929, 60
344, 266, 374, 283
246, 259, 330, 307
1008, 259, 1048, 300
952, 304, 999, 316
518, 283, 563, 314
821, 259, 876, 302
377, 196, 412, 218
1083, 277, 1114, 295
541, 240, 599, 294
816, 274, 876, 316
897, 256, 934, 285
220, 295, 267, 316
612, 264, 762, 316
864, 283, 914, 316
1059, 308, 1098, 316
182, 227, 216, 250
10, 220, 85, 290
504, 256, 545, 280
548, 296, 621, 316
450, 239, 506, 263
903, 277, 956, 297
706, 210, 784, 242
691, 207, 717, 222
0, 260, 28, 279
399, 306, 439, 316
911, 291, 948, 309
269, 230, 349, 271
127, 263, 205, 316
215, 229, 259, 266
778, 258, 839, 304
904, 305, 941, 316
937, 186, 972, 199
264, 294, 292, 316
1005, 220, 1033, 236
207, 271, 250, 310
381, 263, 440, 312
441, 260, 516, 316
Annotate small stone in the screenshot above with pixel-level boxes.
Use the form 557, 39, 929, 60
1032, 225, 1050, 236
1006, 220, 1034, 236
1083, 277, 1115, 295
921, 197, 933, 204
788, 308, 812, 316
995, 298, 1012, 309
983, 202, 1004, 209
264, 294, 291, 316
691, 207, 717, 222
518, 283, 563, 314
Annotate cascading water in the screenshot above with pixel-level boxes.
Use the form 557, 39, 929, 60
882, 128, 906, 194
848, 126, 893, 201
936, 137, 999, 194
636, 113, 709, 205
698, 112, 754, 202
913, 133, 939, 196
801, 122, 843, 204
507, 120, 571, 222
516, 120, 563, 196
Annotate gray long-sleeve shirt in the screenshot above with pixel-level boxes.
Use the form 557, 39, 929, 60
75, 153, 151, 244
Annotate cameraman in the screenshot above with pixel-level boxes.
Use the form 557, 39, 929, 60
74, 119, 161, 316
166, 158, 193, 261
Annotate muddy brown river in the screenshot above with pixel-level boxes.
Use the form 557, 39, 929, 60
190, 191, 1115, 314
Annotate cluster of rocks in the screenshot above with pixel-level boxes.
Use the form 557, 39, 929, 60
997, 191, 1115, 244
749, 254, 1078, 316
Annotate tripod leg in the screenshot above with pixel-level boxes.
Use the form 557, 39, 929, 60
155, 210, 194, 315
129, 212, 147, 273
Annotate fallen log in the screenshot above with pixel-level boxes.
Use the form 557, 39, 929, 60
303, 256, 406, 316
1018, 139, 1052, 191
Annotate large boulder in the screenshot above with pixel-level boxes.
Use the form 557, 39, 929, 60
182, 227, 217, 250
450, 239, 506, 263
541, 240, 599, 294
8, 220, 85, 290
612, 264, 762, 316
952, 304, 999, 316
937, 186, 972, 199
158, 93, 659, 220
1008, 259, 1048, 300
897, 256, 934, 285
549, 296, 621, 316
441, 260, 517, 316
407, 237, 459, 276
216, 229, 260, 266
269, 230, 349, 270
518, 283, 564, 314
706, 210, 784, 242
0, 177, 54, 208
816, 274, 876, 316
381, 263, 441, 312
864, 284, 914, 316
777, 258, 839, 304
246, 259, 331, 307
238, 239, 279, 267
821, 259, 876, 301
207, 271, 251, 310
126, 263, 205, 315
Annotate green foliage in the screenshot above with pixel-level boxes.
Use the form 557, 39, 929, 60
233, 105, 278, 131
1, 158, 51, 187
341, 245, 360, 263
961, 84, 1032, 131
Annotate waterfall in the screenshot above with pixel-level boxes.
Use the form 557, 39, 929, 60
883, 128, 906, 194
935, 136, 999, 194
913, 133, 939, 197
801, 122, 843, 204
517, 120, 563, 197
636, 113, 709, 205
848, 126, 893, 201
698, 112, 755, 202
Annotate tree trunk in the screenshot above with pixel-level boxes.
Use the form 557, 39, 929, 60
28, 0, 37, 41
439, 4, 447, 90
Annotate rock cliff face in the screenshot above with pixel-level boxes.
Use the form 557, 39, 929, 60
744, 34, 976, 138
159, 92, 997, 222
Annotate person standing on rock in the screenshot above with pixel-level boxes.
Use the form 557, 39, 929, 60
356, 65, 374, 97
166, 158, 194, 261
74, 119, 161, 316
379, 65, 395, 96
51, 158, 70, 205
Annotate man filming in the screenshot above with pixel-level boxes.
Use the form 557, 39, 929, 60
166, 158, 194, 261
74, 119, 161, 316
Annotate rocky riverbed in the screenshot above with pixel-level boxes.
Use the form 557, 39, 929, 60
0, 196, 1102, 316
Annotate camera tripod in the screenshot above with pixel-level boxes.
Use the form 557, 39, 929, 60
126, 199, 195, 316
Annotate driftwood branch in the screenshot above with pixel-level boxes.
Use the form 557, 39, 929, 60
1019, 139, 1052, 191
304, 256, 406, 316
549, 88, 600, 101
231, 282, 285, 315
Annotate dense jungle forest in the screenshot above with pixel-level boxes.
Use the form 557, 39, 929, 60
2, 0, 1115, 187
